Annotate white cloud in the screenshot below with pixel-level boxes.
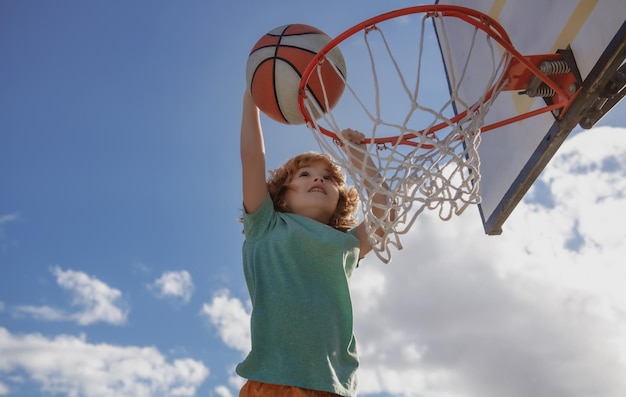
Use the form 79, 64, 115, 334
200, 290, 251, 354
212, 369, 246, 397
227, 370, 246, 392
214, 385, 234, 397
0, 212, 19, 251
149, 270, 194, 304
13, 267, 129, 326
199, 291, 251, 397
228, 367, 246, 395
131, 260, 152, 276
0, 212, 19, 229
0, 327, 208, 397
0, 381, 8, 395
11, 305, 66, 321
352, 232, 626, 396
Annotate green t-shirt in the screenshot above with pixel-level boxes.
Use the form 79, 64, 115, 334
236, 194, 361, 396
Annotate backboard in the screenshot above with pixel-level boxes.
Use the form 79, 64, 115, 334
435, 0, 626, 234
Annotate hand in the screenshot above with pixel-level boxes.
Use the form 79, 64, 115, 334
339, 128, 366, 146
339, 128, 367, 164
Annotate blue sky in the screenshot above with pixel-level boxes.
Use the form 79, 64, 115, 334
1, 1, 626, 397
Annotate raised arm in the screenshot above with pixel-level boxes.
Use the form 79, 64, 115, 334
340, 128, 395, 258
240, 91, 268, 214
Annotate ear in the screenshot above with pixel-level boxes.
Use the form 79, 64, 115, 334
278, 199, 288, 210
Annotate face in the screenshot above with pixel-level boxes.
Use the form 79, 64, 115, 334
283, 161, 341, 224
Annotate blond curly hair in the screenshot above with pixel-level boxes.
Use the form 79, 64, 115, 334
267, 152, 360, 231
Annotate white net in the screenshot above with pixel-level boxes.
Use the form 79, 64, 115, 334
302, 11, 512, 262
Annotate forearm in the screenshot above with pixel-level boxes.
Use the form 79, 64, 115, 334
240, 92, 264, 161
357, 155, 392, 221
340, 130, 394, 222
240, 91, 268, 213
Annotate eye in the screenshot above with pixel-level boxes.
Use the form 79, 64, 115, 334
298, 171, 310, 177
323, 175, 332, 181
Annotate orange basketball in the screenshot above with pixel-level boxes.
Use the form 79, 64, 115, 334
246, 24, 347, 125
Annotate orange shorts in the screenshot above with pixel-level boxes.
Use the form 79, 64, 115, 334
239, 380, 342, 397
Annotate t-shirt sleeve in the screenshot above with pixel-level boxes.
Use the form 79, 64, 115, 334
242, 193, 276, 240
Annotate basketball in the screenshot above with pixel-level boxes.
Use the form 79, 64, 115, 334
246, 24, 347, 125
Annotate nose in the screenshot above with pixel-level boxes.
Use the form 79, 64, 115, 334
314, 176, 325, 182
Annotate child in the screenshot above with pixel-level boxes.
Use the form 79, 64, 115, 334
237, 91, 391, 397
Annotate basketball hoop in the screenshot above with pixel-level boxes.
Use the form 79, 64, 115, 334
297, 5, 579, 262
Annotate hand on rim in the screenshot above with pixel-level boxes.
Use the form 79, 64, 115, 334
339, 128, 366, 145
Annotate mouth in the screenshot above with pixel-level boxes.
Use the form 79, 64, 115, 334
308, 185, 326, 194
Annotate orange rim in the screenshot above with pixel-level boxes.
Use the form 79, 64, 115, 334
297, 4, 576, 146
